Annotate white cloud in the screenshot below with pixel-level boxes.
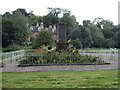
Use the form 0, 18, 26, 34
0, 0, 119, 25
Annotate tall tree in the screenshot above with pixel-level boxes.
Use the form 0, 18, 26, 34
2, 17, 18, 47
80, 25, 93, 48
93, 18, 104, 29
28, 12, 43, 26
103, 38, 116, 48
46, 7, 62, 26
13, 8, 29, 16
43, 13, 58, 27
112, 25, 120, 48
93, 18, 114, 39
60, 13, 79, 39
69, 28, 81, 40
83, 20, 91, 27
88, 24, 105, 47
2, 10, 30, 47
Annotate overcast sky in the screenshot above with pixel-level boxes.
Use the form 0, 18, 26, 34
0, 0, 119, 25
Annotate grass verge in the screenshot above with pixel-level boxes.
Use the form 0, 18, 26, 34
2, 69, 120, 88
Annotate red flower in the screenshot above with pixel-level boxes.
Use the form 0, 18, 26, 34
76, 52, 78, 53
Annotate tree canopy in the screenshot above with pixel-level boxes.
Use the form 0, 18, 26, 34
2, 10, 30, 48
2, 8, 120, 49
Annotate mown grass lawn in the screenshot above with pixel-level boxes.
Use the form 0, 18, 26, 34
2, 69, 119, 88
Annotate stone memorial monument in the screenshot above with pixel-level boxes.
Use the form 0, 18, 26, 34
56, 22, 69, 50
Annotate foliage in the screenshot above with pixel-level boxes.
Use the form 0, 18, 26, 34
83, 20, 91, 27
2, 10, 30, 48
98, 20, 114, 39
88, 24, 105, 47
43, 7, 70, 27
2, 18, 18, 48
2, 44, 32, 52
103, 38, 116, 48
28, 13, 43, 26
70, 38, 83, 49
2, 8, 120, 49
18, 51, 106, 66
80, 26, 93, 48
10, 10, 30, 45
112, 26, 120, 48
60, 13, 79, 38
13, 8, 30, 16
32, 30, 55, 49
43, 13, 58, 27
68, 28, 81, 40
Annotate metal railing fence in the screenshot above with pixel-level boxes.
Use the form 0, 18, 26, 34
1, 50, 25, 64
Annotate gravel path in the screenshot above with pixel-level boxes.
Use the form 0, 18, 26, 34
2, 58, 119, 72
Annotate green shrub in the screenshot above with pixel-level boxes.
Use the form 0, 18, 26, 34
32, 30, 55, 49
71, 38, 83, 49
3, 45, 32, 52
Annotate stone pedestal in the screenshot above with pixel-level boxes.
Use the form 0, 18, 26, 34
56, 42, 69, 50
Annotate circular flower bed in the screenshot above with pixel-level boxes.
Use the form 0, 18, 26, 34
18, 49, 108, 67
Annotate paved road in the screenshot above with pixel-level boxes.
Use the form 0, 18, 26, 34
1, 53, 119, 72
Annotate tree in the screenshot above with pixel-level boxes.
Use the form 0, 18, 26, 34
93, 18, 104, 29
43, 13, 58, 27
32, 30, 55, 49
101, 20, 114, 39
10, 10, 29, 45
88, 24, 105, 47
47, 7, 70, 18
83, 20, 91, 27
93, 18, 114, 39
69, 28, 81, 40
80, 25, 93, 48
28, 12, 43, 26
2, 18, 18, 47
43, 7, 70, 27
45, 7, 78, 40
45, 7, 62, 26
60, 13, 79, 39
13, 8, 29, 16
103, 38, 116, 48
118, 31, 120, 48
2, 10, 30, 47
